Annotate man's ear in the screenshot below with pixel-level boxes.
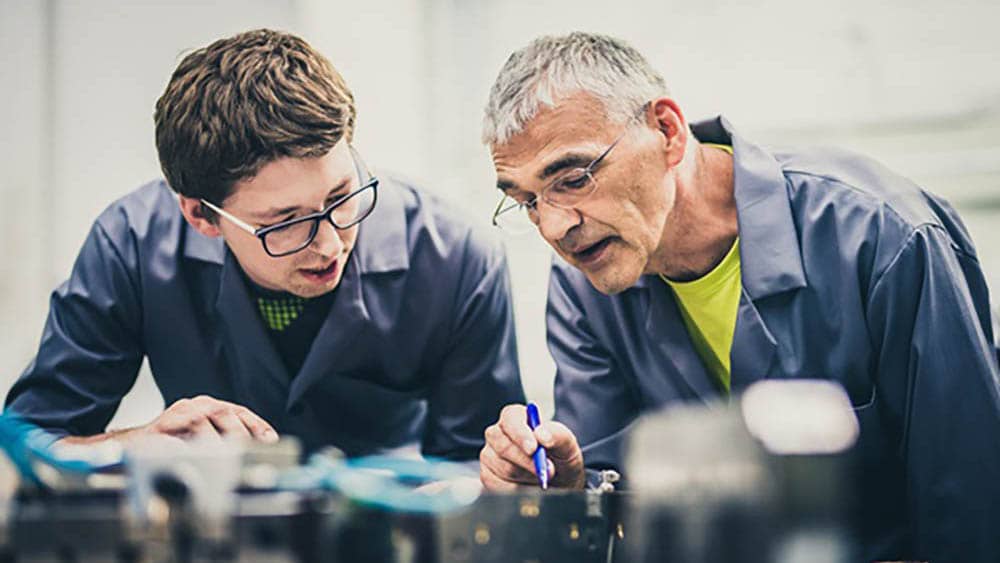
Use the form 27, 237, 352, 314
177, 195, 223, 238
646, 97, 688, 168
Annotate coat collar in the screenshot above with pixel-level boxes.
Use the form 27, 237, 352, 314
626, 116, 806, 299
181, 176, 410, 275
351, 176, 409, 274
691, 116, 807, 300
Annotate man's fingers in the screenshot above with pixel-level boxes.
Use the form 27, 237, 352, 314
234, 408, 279, 442
186, 416, 222, 441
209, 410, 252, 439
150, 396, 278, 444
480, 444, 539, 484
533, 421, 581, 462
479, 463, 526, 493
485, 423, 537, 473
497, 404, 537, 455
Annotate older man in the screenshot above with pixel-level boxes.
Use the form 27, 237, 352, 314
478, 32, 1000, 561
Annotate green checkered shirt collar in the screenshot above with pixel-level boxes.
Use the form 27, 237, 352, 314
256, 296, 306, 332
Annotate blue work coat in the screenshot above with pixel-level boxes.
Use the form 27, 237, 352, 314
548, 116, 1000, 561
5, 177, 524, 459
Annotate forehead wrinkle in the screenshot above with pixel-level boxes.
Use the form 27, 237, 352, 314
494, 134, 575, 189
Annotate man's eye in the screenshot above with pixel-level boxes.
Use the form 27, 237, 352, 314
269, 214, 296, 227
554, 172, 590, 191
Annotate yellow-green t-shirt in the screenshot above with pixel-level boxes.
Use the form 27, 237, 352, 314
660, 142, 740, 394
661, 239, 741, 394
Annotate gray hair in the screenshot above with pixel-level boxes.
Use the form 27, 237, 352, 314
482, 32, 669, 146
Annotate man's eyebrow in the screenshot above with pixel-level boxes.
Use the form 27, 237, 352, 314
496, 178, 516, 192
254, 205, 300, 221
539, 153, 594, 180
253, 179, 353, 220
326, 178, 352, 199
495, 150, 597, 192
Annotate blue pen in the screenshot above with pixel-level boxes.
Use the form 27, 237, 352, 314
525, 402, 549, 489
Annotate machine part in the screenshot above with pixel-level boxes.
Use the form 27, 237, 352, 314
240, 437, 302, 490
124, 435, 244, 557
433, 490, 622, 563
624, 379, 859, 563
596, 470, 620, 494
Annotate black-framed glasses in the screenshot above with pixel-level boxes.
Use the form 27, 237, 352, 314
491, 130, 627, 233
201, 146, 379, 257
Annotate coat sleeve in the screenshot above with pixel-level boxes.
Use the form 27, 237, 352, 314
420, 230, 525, 461
4, 217, 144, 437
547, 260, 641, 487
865, 223, 1000, 561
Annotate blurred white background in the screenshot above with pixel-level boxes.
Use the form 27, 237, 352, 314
2, 0, 998, 428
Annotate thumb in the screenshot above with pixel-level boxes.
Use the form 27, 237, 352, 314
533, 421, 580, 461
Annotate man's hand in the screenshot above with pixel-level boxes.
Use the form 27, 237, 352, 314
57, 395, 279, 446
479, 403, 586, 491
141, 395, 278, 442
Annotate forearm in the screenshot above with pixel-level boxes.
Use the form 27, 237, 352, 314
53, 426, 146, 447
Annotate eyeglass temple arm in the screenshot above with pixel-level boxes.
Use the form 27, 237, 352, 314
199, 199, 258, 235
349, 144, 375, 183
491, 195, 508, 226
588, 131, 627, 172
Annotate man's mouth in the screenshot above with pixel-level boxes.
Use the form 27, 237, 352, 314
299, 260, 339, 283
570, 237, 614, 265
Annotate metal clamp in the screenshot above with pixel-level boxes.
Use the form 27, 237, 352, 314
597, 469, 620, 493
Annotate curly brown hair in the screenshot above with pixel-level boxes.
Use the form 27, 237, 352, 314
154, 29, 355, 206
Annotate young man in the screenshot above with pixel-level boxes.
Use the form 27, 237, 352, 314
477, 32, 1000, 560
5, 29, 524, 461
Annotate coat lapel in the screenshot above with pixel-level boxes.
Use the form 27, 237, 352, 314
644, 276, 722, 402
214, 251, 291, 426
729, 288, 778, 393
286, 252, 370, 411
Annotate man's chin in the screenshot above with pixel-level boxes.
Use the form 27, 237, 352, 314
289, 286, 331, 299
292, 282, 340, 299
585, 268, 640, 295
287, 272, 343, 298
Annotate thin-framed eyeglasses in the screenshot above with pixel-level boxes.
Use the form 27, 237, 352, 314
200, 145, 379, 257
491, 130, 627, 232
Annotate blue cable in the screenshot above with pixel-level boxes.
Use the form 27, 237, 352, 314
1, 413, 480, 514
345, 455, 475, 481
277, 453, 480, 514
0, 413, 98, 486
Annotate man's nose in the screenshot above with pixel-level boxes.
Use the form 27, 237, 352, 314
536, 200, 582, 244
308, 219, 344, 257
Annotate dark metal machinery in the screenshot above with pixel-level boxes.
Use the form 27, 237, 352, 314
1, 379, 859, 562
